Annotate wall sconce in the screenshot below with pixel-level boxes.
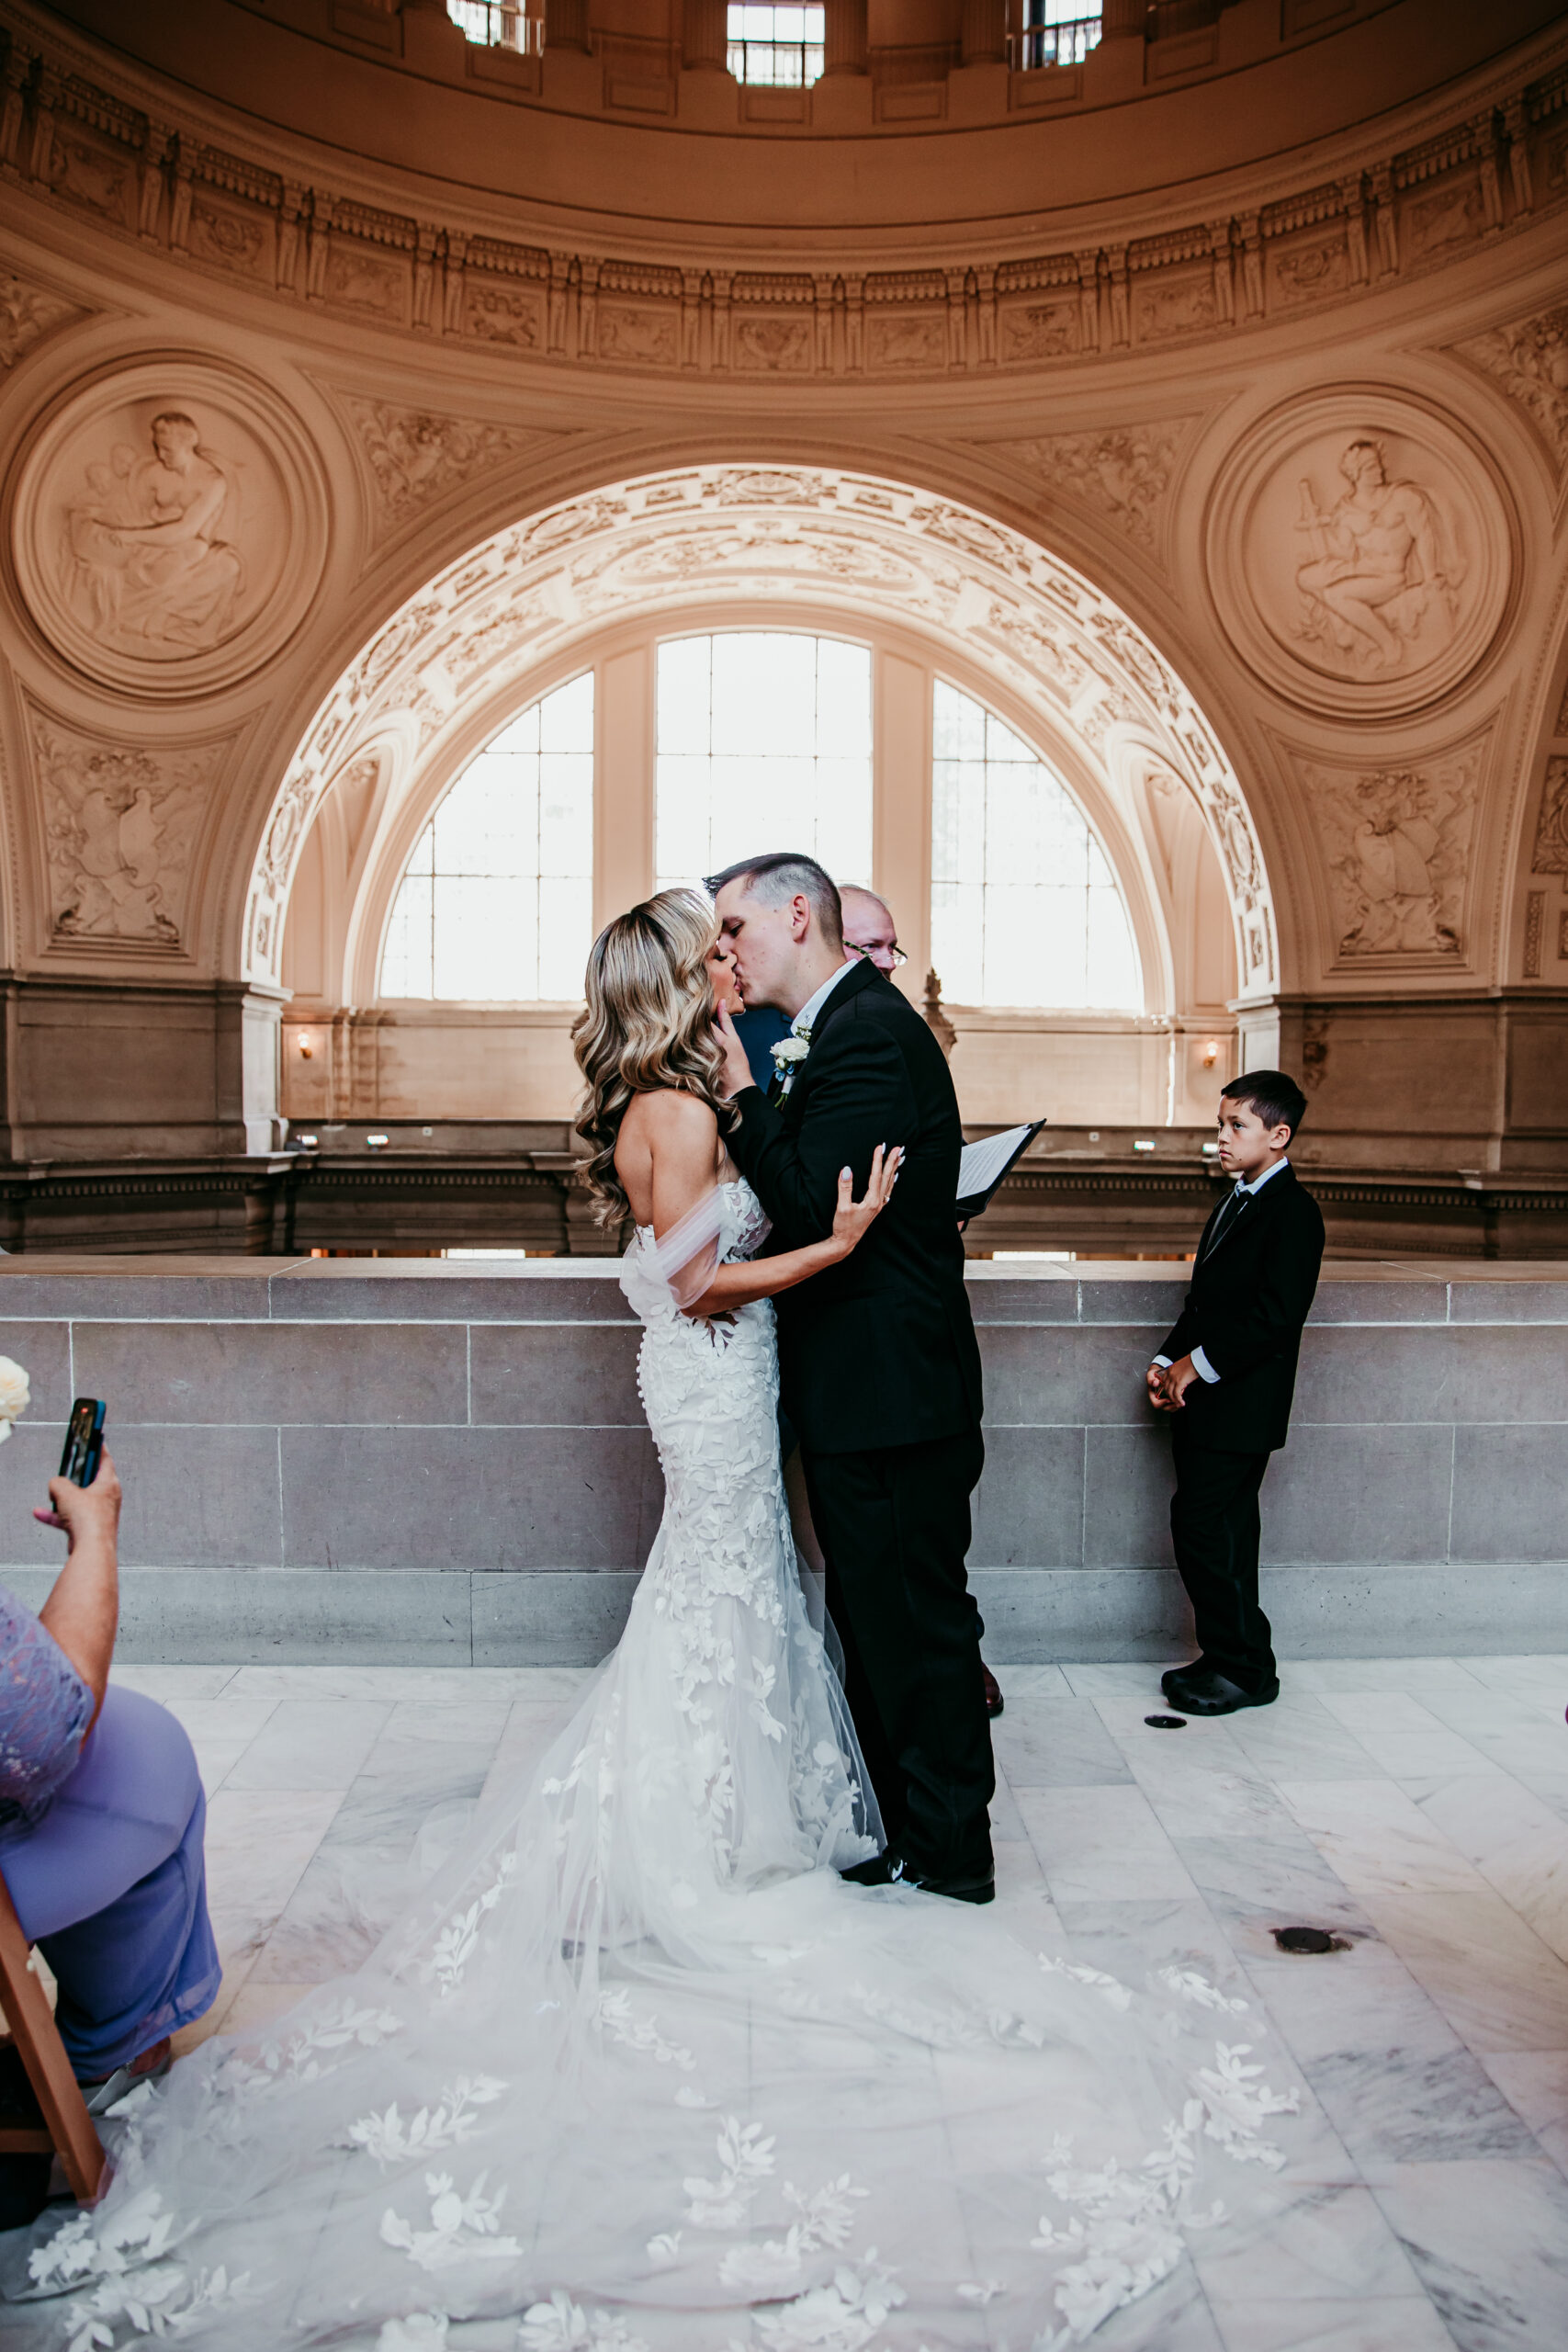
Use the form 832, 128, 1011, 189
298, 1033, 314, 1059
1201, 1039, 1220, 1069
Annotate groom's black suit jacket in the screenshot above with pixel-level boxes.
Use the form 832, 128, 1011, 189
726, 958, 983, 1457
1156, 1164, 1325, 1454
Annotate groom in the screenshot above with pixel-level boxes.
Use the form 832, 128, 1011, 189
708, 853, 995, 1903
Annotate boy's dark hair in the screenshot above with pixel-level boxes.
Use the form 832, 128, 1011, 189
703, 853, 843, 950
1221, 1069, 1307, 1142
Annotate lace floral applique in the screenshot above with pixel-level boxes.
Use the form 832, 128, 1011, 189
749, 2255, 905, 2350
427, 1851, 519, 1997
378, 2171, 521, 2272
28, 2191, 253, 2352
519, 2290, 651, 2349
347, 2075, 507, 2164
1039, 1953, 1134, 2012
682, 2117, 775, 2227
596, 1986, 695, 2071
377, 2317, 449, 2351
715, 2173, 869, 2292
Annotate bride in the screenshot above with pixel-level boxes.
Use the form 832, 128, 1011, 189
6, 891, 1301, 2352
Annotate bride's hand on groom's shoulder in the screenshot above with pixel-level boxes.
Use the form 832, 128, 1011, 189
829, 1144, 903, 1258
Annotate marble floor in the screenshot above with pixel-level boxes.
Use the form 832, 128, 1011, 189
106, 1654, 1568, 2352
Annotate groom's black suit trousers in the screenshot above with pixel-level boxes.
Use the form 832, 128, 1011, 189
802, 1429, 994, 1883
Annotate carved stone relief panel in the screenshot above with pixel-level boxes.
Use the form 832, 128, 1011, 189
0, 263, 84, 372
1531, 755, 1568, 876
331, 390, 557, 528
12, 356, 330, 699
977, 417, 1198, 557
27, 703, 233, 955
1285, 726, 1491, 968
1208, 390, 1515, 718
1451, 303, 1568, 478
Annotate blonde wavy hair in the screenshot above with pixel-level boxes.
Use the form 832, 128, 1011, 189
572, 888, 730, 1226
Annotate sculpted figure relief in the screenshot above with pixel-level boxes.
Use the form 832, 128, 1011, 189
33, 722, 220, 948
1292, 437, 1461, 672
1295, 743, 1483, 961
62, 410, 244, 656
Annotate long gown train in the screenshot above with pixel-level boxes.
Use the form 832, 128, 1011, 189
3, 1181, 1303, 2351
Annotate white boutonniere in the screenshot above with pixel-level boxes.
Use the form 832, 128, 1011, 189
769, 1027, 812, 1098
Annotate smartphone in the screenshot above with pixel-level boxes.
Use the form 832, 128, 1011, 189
58, 1397, 107, 1492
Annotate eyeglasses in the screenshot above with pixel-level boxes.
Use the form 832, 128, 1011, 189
846, 940, 908, 967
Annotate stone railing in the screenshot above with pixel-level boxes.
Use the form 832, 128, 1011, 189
0, 1254, 1562, 1664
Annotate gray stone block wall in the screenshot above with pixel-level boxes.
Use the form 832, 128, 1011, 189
0, 1256, 1563, 1664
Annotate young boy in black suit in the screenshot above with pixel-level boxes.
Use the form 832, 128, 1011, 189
1147, 1070, 1325, 1717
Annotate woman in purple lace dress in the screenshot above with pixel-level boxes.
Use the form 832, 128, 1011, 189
0, 1450, 220, 2223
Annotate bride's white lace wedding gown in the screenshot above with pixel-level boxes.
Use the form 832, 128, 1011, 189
6, 1179, 1303, 2352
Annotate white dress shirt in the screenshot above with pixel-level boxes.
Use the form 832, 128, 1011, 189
791, 957, 859, 1039
1153, 1155, 1291, 1385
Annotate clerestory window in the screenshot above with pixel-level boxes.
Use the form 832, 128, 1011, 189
446, 2, 543, 51
931, 681, 1139, 1010
727, 5, 825, 86
380, 672, 593, 1001
1017, 4, 1102, 72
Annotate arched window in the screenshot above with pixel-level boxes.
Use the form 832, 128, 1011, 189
931, 681, 1140, 1009
380, 671, 593, 1001
655, 631, 872, 893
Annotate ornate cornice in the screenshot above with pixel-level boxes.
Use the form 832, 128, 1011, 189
2, 12, 1567, 388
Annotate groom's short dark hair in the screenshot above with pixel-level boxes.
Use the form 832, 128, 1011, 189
705, 853, 844, 950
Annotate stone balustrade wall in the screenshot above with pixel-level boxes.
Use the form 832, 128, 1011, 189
0, 1257, 1562, 1663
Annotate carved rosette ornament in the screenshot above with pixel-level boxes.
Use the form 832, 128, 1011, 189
1206, 390, 1515, 718
11, 356, 330, 697
243, 464, 1279, 1004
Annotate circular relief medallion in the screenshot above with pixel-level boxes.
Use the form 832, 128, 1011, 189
1206, 389, 1515, 718
12, 355, 329, 697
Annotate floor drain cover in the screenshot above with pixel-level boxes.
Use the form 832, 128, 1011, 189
1274, 1925, 1341, 1955
1144, 1713, 1187, 1729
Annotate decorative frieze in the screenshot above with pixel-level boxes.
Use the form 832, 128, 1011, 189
0, 19, 1563, 390
1531, 755, 1568, 876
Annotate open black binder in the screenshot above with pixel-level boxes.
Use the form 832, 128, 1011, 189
954, 1119, 1047, 1223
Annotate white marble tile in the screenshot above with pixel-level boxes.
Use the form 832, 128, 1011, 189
221, 1697, 393, 1792
1012, 1781, 1201, 1904
1478, 2049, 1568, 2173
1209, 2295, 1459, 2352
1451, 1654, 1568, 1691
479, 1695, 582, 1804
1367, 2156, 1568, 2351
164, 1690, 282, 1744
1277, 1779, 1489, 1896
200, 1787, 345, 1969
223, 1663, 592, 1703
1359, 1888, 1568, 2054
991, 1696, 1136, 1789
1101, 1724, 1297, 1843
987, 1759, 1032, 1846
1350, 1729, 1508, 1784
1194, 2182, 1422, 2311
1058, 1660, 1172, 1698
1315, 1691, 1450, 1736
109, 1662, 240, 1699
1414, 1772, 1568, 1962
1283, 1659, 1487, 1695
987, 1662, 1072, 1698
1225, 1697, 1382, 1781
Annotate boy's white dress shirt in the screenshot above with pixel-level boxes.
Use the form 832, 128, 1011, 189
1151, 1155, 1292, 1386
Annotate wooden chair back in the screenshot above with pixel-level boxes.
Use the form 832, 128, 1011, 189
0, 1866, 107, 2202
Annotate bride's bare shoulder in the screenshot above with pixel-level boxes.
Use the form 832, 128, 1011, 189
621, 1087, 718, 1140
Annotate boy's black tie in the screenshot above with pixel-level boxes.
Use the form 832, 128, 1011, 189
1203, 1186, 1247, 1259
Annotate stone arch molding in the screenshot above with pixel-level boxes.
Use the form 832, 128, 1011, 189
246, 466, 1280, 997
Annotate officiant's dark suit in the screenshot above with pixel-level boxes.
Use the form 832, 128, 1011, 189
724, 956, 993, 1886
1156, 1164, 1325, 1694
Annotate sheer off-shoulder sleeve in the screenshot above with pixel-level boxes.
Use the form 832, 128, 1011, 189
0, 1583, 93, 1840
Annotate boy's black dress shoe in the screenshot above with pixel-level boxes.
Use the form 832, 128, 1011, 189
840, 1843, 995, 1905
1161, 1665, 1279, 1716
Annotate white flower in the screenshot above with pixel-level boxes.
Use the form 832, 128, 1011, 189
0, 1355, 30, 1442
377, 2316, 448, 2351
770, 1035, 811, 1068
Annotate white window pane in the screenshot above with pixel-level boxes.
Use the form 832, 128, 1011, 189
930, 679, 1141, 1009
657, 638, 713, 754
655, 630, 872, 907
380, 671, 592, 1002
539, 669, 594, 753
381, 870, 433, 998
538, 876, 593, 998
434, 876, 536, 1000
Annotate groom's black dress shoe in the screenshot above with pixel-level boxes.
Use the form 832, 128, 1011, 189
1161, 1665, 1279, 1716
840, 1844, 995, 1905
